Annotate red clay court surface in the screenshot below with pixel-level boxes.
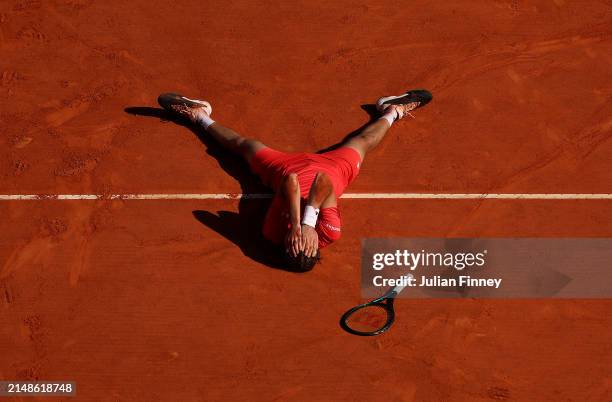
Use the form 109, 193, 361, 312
1, 1, 611, 400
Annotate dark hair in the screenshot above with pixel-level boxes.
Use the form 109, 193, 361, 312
284, 250, 321, 272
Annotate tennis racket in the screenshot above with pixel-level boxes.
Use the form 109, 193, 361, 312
340, 279, 409, 336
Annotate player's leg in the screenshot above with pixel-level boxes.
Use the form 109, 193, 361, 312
344, 89, 432, 160
158, 93, 265, 163
343, 117, 393, 161
205, 122, 266, 163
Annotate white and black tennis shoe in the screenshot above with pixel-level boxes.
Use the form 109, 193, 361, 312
376, 89, 432, 119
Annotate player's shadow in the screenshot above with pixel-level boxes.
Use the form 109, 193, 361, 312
124, 104, 377, 270
316, 104, 378, 153
124, 106, 290, 269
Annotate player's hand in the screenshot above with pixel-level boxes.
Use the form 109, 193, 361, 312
301, 225, 319, 257
285, 225, 303, 257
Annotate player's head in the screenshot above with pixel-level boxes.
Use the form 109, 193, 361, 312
284, 249, 321, 272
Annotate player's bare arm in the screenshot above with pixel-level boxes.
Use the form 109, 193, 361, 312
281, 173, 303, 258
301, 172, 335, 258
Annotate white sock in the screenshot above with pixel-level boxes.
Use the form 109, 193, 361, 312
196, 114, 215, 130
379, 108, 397, 126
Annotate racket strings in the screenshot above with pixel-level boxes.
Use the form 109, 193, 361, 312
344, 304, 391, 333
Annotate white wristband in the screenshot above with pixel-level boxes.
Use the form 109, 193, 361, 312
301, 205, 320, 228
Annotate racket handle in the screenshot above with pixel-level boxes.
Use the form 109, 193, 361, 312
391, 274, 413, 296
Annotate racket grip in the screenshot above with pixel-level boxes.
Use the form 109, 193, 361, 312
391, 274, 413, 296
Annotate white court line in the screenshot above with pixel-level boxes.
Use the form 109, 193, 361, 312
1, 193, 611, 200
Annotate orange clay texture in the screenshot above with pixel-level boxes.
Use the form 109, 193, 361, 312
1, 1, 611, 401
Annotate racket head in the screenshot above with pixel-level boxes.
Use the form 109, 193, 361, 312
339, 300, 395, 336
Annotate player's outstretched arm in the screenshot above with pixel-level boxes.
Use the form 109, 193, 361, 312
302, 172, 334, 257
281, 173, 303, 257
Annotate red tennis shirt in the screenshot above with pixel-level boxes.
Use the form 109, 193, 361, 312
250, 146, 361, 248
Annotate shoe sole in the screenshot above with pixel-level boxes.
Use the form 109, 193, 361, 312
376, 89, 433, 112
158, 93, 212, 115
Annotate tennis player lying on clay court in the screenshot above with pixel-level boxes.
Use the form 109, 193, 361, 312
159, 89, 432, 271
